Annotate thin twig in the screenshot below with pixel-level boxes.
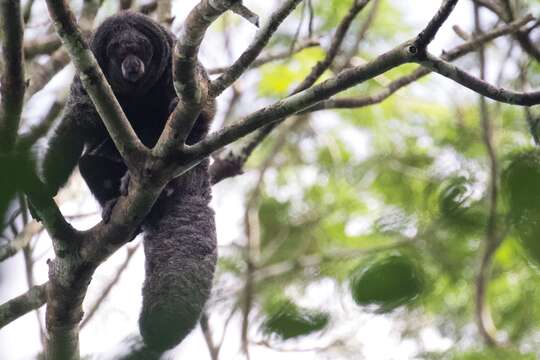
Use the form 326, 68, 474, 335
210, 0, 304, 97
294, 0, 372, 93
309, 15, 534, 111
208, 40, 320, 75
473, 5, 502, 347
80, 244, 140, 328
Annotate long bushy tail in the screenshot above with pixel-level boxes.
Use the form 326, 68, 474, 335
139, 159, 217, 352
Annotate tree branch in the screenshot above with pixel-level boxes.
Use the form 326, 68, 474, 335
209, 0, 376, 180
0, 283, 47, 329
80, 244, 140, 328
24, 34, 62, 60
294, 0, 372, 93
192, 44, 410, 159
473, 4, 502, 347
207, 39, 320, 75
0, 0, 25, 153
45, 0, 147, 172
311, 15, 534, 111
418, 52, 540, 106
209, 0, 304, 97
414, 0, 460, 52
0, 222, 41, 262
154, 0, 239, 155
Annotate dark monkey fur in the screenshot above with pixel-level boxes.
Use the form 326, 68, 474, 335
40, 12, 217, 352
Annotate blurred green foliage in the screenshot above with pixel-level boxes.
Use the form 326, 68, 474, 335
350, 253, 425, 312
213, 0, 540, 358
261, 297, 330, 340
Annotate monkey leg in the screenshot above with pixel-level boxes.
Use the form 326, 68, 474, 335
138, 160, 217, 352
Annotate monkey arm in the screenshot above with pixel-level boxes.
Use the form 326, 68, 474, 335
41, 81, 99, 196
41, 114, 85, 197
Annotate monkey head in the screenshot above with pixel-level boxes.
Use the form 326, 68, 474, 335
106, 30, 153, 86
90, 11, 174, 97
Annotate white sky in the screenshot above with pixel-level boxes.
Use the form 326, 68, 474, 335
0, 0, 478, 359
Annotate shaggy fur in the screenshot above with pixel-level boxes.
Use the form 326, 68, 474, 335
40, 11, 216, 352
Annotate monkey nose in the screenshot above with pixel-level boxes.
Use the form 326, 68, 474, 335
121, 55, 145, 82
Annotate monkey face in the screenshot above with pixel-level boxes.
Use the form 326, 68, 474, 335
121, 54, 145, 83
105, 30, 154, 95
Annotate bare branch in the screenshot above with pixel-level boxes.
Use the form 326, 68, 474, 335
209, 0, 376, 180
23, 0, 36, 23
26, 49, 71, 99
0, 284, 47, 329
24, 34, 62, 60
26, 0, 101, 100
156, 0, 172, 25
312, 15, 534, 111
80, 244, 140, 328
16, 98, 66, 151
0, 0, 25, 153
418, 52, 540, 106
209, 0, 304, 97
473, 5, 502, 347
474, 0, 540, 62
207, 39, 320, 75
294, 0, 372, 93
200, 313, 220, 360
336, 0, 381, 71
0, 222, 41, 262
193, 45, 410, 159
230, 2, 259, 27
414, 0, 460, 52
154, 0, 240, 155
139, 1, 157, 15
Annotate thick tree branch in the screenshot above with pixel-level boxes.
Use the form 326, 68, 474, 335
0, 0, 25, 153
154, 0, 240, 155
45, 0, 147, 172
26, 0, 100, 100
210, 0, 373, 181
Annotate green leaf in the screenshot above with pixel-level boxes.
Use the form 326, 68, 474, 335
349, 253, 425, 312
261, 299, 329, 340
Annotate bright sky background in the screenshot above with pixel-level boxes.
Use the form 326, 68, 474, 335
0, 0, 477, 359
